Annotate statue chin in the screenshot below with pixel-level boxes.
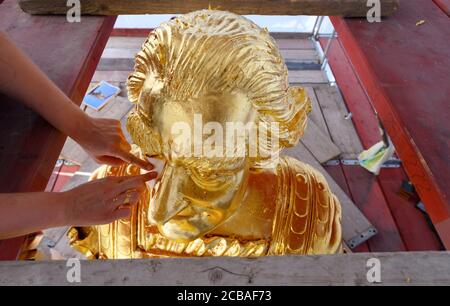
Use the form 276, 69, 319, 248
67, 9, 342, 259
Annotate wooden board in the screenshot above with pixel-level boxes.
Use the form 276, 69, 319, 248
330, 0, 450, 248
0, 0, 116, 260
342, 165, 406, 252
323, 163, 371, 253
18, 0, 400, 17
314, 84, 404, 252
275, 38, 314, 50
318, 38, 381, 149
1, 252, 449, 286
378, 168, 443, 251
304, 87, 330, 140
289, 70, 328, 85
301, 120, 341, 164
314, 86, 363, 158
283, 143, 376, 248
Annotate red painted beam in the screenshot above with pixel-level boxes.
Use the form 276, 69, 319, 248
0, 0, 115, 260
330, 0, 450, 249
378, 168, 443, 251
434, 0, 450, 16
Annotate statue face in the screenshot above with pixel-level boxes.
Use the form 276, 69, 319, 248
126, 10, 310, 241
136, 79, 255, 241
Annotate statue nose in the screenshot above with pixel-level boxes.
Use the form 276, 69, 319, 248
148, 164, 189, 224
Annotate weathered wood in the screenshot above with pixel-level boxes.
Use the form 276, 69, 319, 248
301, 120, 341, 164
19, 0, 400, 17
315, 86, 364, 158
289, 70, 328, 84
305, 87, 331, 139
0, 252, 448, 286
284, 142, 376, 248
276, 38, 315, 50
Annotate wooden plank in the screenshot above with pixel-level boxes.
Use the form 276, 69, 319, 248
1, 251, 449, 286
281, 49, 318, 62
301, 120, 341, 164
305, 87, 331, 140
324, 163, 372, 254
315, 86, 363, 158
289, 70, 328, 84
319, 37, 381, 149
378, 168, 443, 251
0, 0, 115, 260
276, 38, 314, 50
19, 0, 400, 17
330, 0, 450, 249
341, 165, 406, 252
284, 143, 376, 248
92, 70, 130, 83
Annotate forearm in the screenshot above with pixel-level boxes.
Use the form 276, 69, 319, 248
0, 31, 90, 141
0, 192, 68, 240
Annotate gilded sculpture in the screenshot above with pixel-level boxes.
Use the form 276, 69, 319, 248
69, 10, 342, 258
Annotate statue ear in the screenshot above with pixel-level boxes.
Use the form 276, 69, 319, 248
283, 86, 313, 147
127, 32, 160, 105
126, 110, 162, 157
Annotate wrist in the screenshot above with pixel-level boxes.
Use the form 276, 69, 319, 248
66, 109, 94, 143
53, 191, 76, 227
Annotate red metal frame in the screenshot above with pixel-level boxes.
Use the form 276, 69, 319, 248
330, 0, 450, 248
321, 37, 442, 251
434, 0, 450, 16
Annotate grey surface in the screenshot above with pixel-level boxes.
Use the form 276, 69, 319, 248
0, 252, 448, 286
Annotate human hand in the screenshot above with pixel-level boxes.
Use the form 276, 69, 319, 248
62, 172, 157, 226
74, 117, 153, 170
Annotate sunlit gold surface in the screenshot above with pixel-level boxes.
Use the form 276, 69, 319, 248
69, 10, 342, 258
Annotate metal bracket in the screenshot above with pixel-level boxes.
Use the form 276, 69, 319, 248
324, 159, 340, 166
347, 227, 378, 249
340, 158, 402, 168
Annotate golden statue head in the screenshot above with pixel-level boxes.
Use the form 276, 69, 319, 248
126, 10, 311, 242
